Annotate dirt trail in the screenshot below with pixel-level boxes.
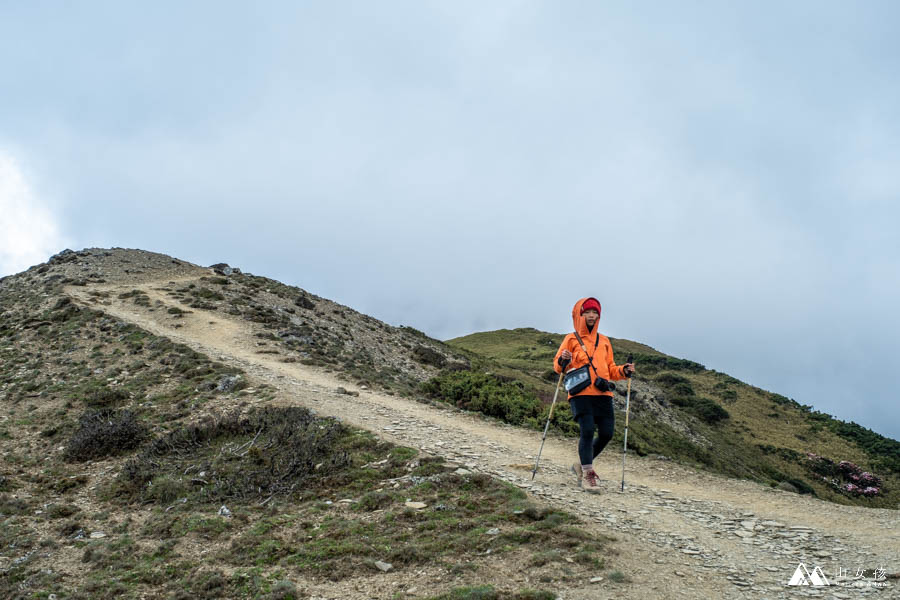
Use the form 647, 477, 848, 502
66, 277, 898, 599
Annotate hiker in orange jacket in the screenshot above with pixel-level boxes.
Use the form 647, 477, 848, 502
553, 297, 634, 492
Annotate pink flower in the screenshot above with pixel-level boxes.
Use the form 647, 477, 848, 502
859, 473, 882, 487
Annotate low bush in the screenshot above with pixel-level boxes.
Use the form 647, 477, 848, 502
824, 419, 900, 475
756, 444, 802, 461
784, 478, 816, 495
425, 587, 555, 600
421, 371, 542, 427
294, 294, 315, 310
190, 287, 225, 301
670, 382, 695, 397
84, 385, 130, 408
712, 381, 738, 401
690, 397, 730, 424
627, 352, 704, 374
654, 372, 727, 424
718, 389, 738, 401
116, 406, 349, 504
70, 379, 131, 408
669, 395, 728, 424
64, 409, 147, 462
413, 345, 447, 368
654, 372, 692, 387
807, 453, 884, 497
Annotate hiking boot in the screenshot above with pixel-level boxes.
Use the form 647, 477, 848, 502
583, 469, 602, 493
571, 463, 583, 488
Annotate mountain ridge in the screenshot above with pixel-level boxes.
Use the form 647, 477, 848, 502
0, 247, 896, 598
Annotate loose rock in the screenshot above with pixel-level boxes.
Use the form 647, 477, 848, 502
374, 561, 393, 572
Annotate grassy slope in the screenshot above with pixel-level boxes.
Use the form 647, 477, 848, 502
0, 264, 614, 599
446, 328, 899, 509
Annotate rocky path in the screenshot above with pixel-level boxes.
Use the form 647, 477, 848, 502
66, 278, 898, 600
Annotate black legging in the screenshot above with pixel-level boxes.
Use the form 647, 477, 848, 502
573, 397, 615, 466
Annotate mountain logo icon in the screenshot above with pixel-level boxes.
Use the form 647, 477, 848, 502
787, 563, 830, 586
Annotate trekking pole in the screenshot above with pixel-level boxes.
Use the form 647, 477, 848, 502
532, 364, 567, 480
620, 354, 634, 492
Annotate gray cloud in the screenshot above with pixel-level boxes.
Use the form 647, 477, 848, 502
0, 150, 71, 274
1, 1, 898, 439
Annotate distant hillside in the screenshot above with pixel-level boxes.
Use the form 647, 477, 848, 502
444, 328, 899, 509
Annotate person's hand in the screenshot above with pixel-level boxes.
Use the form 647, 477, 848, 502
558, 350, 572, 368
623, 363, 635, 377
561, 350, 572, 361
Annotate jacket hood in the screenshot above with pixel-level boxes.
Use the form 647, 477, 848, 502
571, 297, 601, 337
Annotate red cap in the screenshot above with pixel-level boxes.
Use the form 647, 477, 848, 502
581, 298, 601, 314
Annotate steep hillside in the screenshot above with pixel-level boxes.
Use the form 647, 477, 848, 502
446, 328, 899, 509
13, 248, 468, 393
2, 248, 896, 599
0, 249, 615, 599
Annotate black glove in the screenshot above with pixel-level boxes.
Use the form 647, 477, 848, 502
557, 356, 570, 369
623, 355, 634, 378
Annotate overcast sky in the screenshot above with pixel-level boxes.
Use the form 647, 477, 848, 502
2, 2, 898, 441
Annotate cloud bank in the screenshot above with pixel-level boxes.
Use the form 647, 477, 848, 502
0, 2, 897, 440
0, 151, 69, 277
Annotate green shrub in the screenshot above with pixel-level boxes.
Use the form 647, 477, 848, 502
86, 386, 130, 408
823, 417, 900, 474
421, 371, 542, 426
268, 580, 299, 600
413, 345, 446, 368
770, 393, 799, 407
357, 491, 394, 511
294, 294, 315, 310
654, 372, 691, 386
669, 395, 728, 424
190, 287, 225, 301
691, 397, 730, 424
425, 586, 555, 600
143, 475, 190, 504
628, 353, 704, 373
73, 379, 130, 408
785, 478, 816, 495
81, 536, 138, 569
117, 406, 349, 504
756, 444, 802, 461
712, 382, 738, 401
45, 503, 79, 519
670, 382, 695, 397
717, 389, 738, 401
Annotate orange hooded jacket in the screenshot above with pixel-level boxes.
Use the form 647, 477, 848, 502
553, 297, 626, 399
